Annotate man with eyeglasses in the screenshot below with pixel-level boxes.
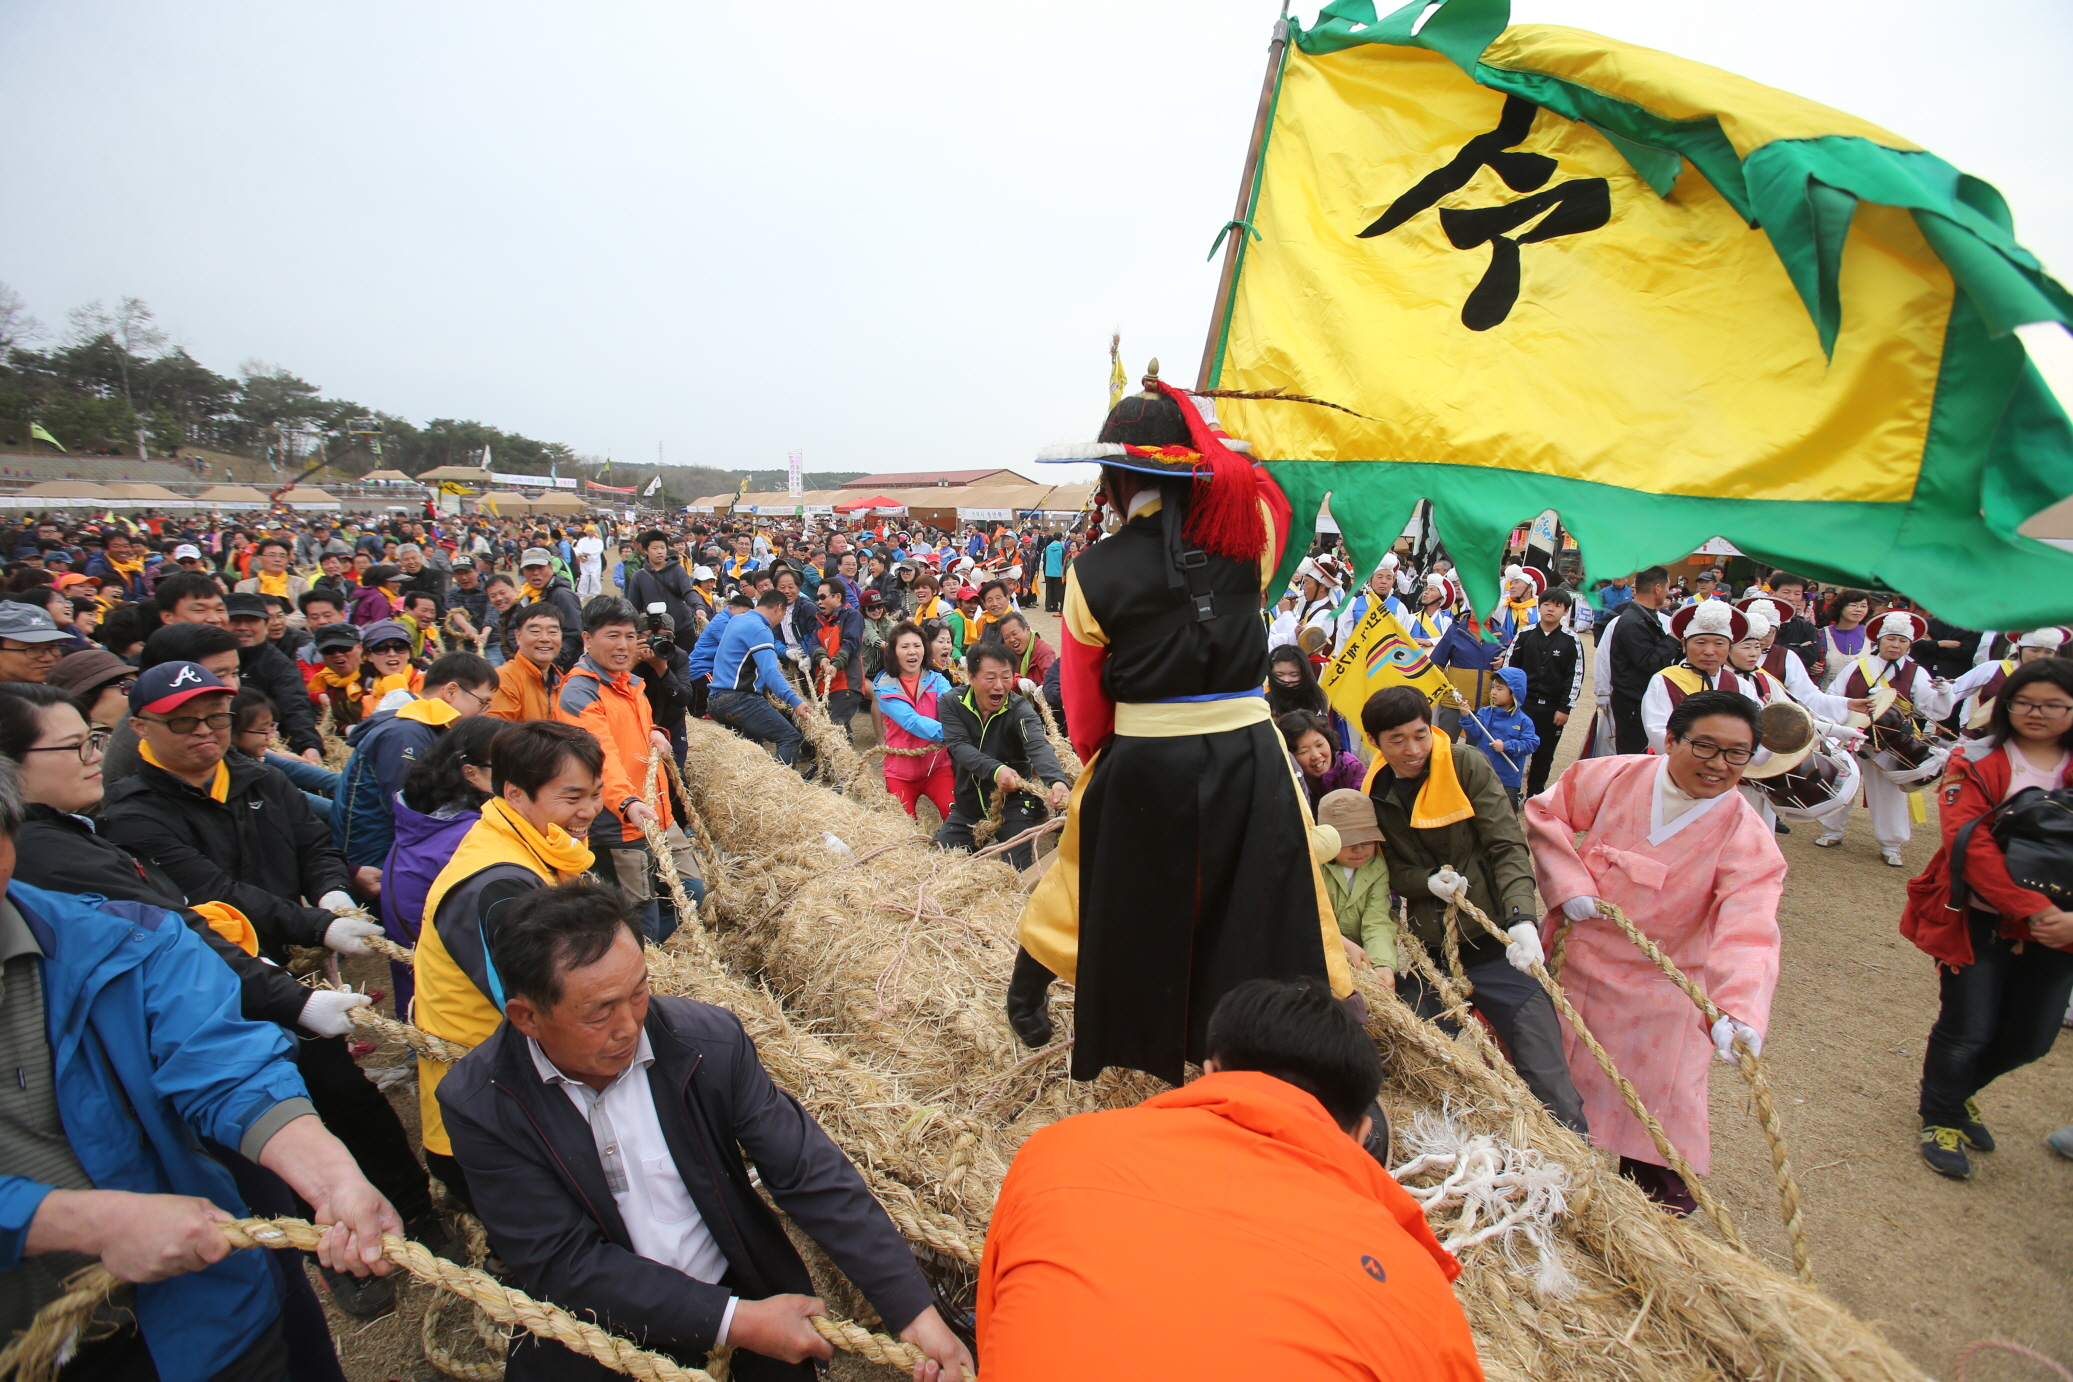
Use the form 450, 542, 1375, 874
1525, 689, 1785, 1215
224, 592, 325, 764
100, 661, 450, 1311
332, 651, 500, 877
0, 602, 72, 683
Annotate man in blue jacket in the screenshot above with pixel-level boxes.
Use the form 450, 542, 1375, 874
0, 766, 399, 1382
706, 590, 810, 767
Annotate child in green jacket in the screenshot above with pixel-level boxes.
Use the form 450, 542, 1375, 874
1317, 788, 1397, 989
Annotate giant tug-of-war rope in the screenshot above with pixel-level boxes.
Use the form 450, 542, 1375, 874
4, 707, 1936, 1382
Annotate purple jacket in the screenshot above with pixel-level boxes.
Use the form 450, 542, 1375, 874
1301, 750, 1368, 813
379, 799, 479, 1013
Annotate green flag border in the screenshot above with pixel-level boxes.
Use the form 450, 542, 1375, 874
1218, 0, 2073, 629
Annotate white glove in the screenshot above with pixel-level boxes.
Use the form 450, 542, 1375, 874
1427, 867, 1467, 901
1504, 922, 1545, 973
1710, 1014, 1763, 1063
323, 917, 383, 956
1836, 728, 1868, 752
786, 647, 804, 663
318, 891, 358, 916
298, 989, 371, 1038
1016, 678, 1040, 697
1561, 896, 1602, 922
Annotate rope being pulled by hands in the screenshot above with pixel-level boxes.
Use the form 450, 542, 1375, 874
0, 1218, 942, 1382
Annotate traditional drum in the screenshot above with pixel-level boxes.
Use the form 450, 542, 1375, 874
1756, 740, 1861, 821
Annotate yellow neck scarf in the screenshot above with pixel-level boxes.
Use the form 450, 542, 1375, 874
371, 668, 422, 699
394, 697, 459, 729
1361, 728, 1475, 828
256, 569, 290, 597
138, 740, 230, 803
104, 552, 145, 579
313, 666, 364, 698
422, 796, 594, 927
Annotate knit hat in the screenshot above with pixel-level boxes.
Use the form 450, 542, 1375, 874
1316, 789, 1383, 846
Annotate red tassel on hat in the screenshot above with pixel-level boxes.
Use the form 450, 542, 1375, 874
1150, 381, 1268, 565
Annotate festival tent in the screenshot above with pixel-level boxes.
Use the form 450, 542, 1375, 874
277, 486, 341, 510
20, 481, 115, 500
1194, 0, 2073, 629
106, 483, 192, 506
414, 465, 491, 482
1033, 482, 1094, 518
685, 494, 736, 514
360, 469, 417, 485
834, 494, 904, 514
527, 492, 586, 515
473, 491, 532, 515
196, 484, 270, 511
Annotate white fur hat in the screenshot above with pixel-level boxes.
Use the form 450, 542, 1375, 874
1670, 599, 1747, 643
1741, 606, 1774, 641
1876, 609, 1927, 643
2017, 627, 2068, 651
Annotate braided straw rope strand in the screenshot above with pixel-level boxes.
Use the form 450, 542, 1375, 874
1442, 895, 1750, 1255
1583, 899, 1816, 1284
349, 1003, 472, 1064
1024, 689, 1081, 778
640, 750, 718, 966
0, 1218, 946, 1382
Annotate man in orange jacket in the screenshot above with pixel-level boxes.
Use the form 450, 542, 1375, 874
979, 979, 1483, 1381
488, 602, 565, 722
556, 595, 704, 938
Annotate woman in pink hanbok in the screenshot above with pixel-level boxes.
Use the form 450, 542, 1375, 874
1525, 689, 1786, 1212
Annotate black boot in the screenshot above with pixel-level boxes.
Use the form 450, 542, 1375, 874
1006, 948, 1056, 1049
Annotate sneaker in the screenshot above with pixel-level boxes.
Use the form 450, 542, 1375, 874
1814, 834, 1843, 848
1959, 1097, 1996, 1152
407, 1211, 461, 1262
318, 1262, 397, 1318
2047, 1126, 2073, 1160
1774, 821, 1792, 834
1918, 1125, 1972, 1179
1882, 850, 1905, 867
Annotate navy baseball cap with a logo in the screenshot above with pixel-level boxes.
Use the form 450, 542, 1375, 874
129, 661, 230, 716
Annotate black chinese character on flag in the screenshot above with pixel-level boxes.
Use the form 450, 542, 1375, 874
1360, 95, 1610, 331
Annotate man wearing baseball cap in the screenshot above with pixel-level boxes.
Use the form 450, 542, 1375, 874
171, 542, 208, 571
517, 547, 583, 670
102, 662, 442, 1292
0, 602, 71, 684
224, 592, 324, 761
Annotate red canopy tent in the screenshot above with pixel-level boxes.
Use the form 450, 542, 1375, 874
834, 494, 903, 513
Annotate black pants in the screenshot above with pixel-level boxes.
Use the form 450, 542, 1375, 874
294, 1035, 431, 1224
1044, 574, 1065, 613
935, 793, 1045, 870
1402, 953, 1589, 1134
687, 673, 710, 720
826, 687, 862, 743
64, 1319, 287, 1382
1918, 910, 2073, 1127
426, 1149, 476, 1216
1611, 690, 1650, 755
1523, 700, 1565, 797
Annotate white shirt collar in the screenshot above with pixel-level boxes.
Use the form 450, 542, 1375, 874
1648, 755, 1733, 845
528, 1029, 656, 1091
1126, 489, 1162, 521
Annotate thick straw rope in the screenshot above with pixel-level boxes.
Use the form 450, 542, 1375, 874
0, 1218, 941, 1382
638, 749, 714, 962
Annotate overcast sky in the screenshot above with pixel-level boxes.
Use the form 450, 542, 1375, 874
2, 0, 2066, 484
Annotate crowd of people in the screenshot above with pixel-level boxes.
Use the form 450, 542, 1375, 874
0, 469, 2064, 1380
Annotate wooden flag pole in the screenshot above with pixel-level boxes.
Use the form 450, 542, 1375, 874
1195, 8, 1291, 391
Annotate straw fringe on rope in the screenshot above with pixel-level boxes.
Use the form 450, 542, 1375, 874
0, 1219, 932, 1382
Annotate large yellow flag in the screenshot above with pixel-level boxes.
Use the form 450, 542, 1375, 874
1319, 604, 1455, 729
1205, 0, 2073, 629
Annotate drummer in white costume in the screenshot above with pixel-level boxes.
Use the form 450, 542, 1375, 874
1726, 600, 1868, 830
1945, 627, 2068, 735
1640, 600, 1764, 752
1818, 608, 1956, 865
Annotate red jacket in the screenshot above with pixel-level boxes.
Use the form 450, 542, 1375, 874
1901, 744, 2065, 968
978, 1071, 1480, 1382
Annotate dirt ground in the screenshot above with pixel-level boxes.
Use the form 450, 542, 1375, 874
325, 605, 2071, 1381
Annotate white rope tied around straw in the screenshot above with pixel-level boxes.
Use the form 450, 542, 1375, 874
1389, 1104, 1576, 1299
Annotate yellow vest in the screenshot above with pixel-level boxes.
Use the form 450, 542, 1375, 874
414, 798, 593, 1155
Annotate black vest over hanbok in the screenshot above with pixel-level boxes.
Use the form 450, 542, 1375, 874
1027, 508, 1339, 1085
